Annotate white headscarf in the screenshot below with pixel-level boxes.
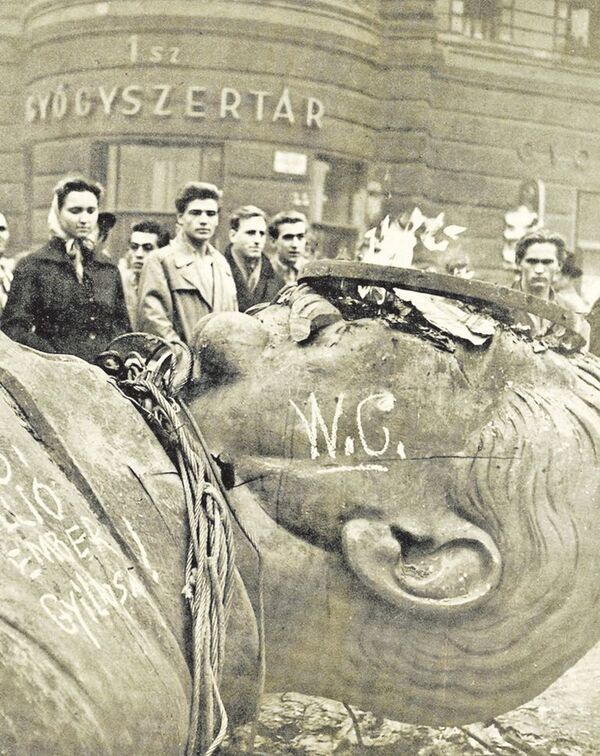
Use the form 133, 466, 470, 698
47, 180, 98, 283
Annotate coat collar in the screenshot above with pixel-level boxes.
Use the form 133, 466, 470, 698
35, 236, 114, 267
170, 232, 221, 308
171, 232, 218, 268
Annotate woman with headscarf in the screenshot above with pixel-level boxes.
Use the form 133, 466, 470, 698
1, 176, 130, 362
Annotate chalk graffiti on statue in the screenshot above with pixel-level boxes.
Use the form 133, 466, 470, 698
0, 444, 155, 649
289, 391, 406, 473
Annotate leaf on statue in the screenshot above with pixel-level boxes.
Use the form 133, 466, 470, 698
424, 211, 445, 236
357, 285, 386, 304
421, 234, 449, 252
460, 310, 496, 336
363, 226, 378, 257
405, 206, 426, 233
444, 224, 467, 239
379, 222, 417, 267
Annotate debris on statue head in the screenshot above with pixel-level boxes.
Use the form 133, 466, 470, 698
360, 208, 466, 271
357, 208, 467, 305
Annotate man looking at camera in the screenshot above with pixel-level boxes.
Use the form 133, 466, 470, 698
225, 205, 283, 312
268, 210, 309, 285
137, 182, 237, 347
120, 220, 169, 328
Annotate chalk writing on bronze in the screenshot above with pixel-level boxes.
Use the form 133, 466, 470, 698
1, 443, 153, 648
289, 391, 406, 471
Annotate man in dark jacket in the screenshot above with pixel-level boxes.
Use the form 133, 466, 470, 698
1, 177, 130, 362
224, 205, 284, 312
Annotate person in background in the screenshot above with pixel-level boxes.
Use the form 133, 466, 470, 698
512, 229, 566, 339
225, 205, 284, 312
515, 229, 564, 300
137, 181, 237, 347
445, 253, 474, 280
268, 210, 309, 284
1, 176, 130, 361
0, 211, 13, 316
554, 254, 590, 315
94, 211, 118, 257
119, 220, 170, 328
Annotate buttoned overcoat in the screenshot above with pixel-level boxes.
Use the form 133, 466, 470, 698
137, 235, 238, 345
1, 237, 130, 362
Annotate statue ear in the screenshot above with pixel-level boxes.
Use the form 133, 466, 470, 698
342, 508, 501, 614
191, 312, 269, 386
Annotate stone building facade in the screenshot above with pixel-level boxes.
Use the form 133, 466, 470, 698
1, 1, 600, 279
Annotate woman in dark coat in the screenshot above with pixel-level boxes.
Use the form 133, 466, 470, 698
1, 177, 130, 362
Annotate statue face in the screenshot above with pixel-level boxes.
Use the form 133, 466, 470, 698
190, 310, 600, 725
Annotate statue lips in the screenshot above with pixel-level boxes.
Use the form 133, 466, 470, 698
191, 309, 600, 726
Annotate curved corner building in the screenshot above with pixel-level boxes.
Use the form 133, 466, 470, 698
3, 1, 600, 279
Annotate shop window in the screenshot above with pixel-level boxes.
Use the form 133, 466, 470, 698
100, 142, 222, 260
559, 1, 600, 57
105, 143, 223, 213
310, 157, 366, 259
449, 0, 504, 41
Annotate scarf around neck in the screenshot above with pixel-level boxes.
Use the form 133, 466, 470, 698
47, 193, 97, 283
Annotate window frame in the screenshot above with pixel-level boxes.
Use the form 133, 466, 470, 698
103, 140, 224, 214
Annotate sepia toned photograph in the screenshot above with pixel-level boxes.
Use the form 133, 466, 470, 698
1, 1, 600, 753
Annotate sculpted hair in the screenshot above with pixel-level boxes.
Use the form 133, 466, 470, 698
175, 182, 222, 215
131, 220, 170, 248
268, 210, 307, 241
55, 177, 103, 210
229, 205, 266, 232
457, 342, 600, 583
515, 228, 567, 266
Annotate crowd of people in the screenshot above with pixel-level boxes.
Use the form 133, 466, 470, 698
0, 173, 595, 364
0, 176, 310, 362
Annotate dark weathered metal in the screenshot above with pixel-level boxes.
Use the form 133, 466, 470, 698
299, 260, 582, 331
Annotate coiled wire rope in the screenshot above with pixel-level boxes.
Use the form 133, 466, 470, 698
96, 335, 265, 756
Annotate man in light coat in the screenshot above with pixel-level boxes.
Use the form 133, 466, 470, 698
137, 182, 237, 347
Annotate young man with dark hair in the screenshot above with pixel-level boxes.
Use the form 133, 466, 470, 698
225, 205, 284, 312
119, 220, 170, 328
268, 210, 309, 284
513, 229, 570, 339
137, 182, 237, 347
514, 229, 567, 300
